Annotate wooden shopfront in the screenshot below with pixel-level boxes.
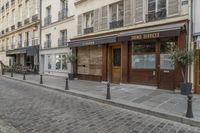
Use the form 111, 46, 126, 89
118, 22, 187, 90
69, 22, 187, 90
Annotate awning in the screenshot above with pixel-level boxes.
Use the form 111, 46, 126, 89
6, 45, 39, 56
68, 35, 117, 48
118, 22, 186, 41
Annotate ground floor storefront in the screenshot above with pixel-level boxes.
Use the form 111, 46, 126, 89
69, 22, 187, 90
6, 45, 39, 73
194, 36, 200, 94
40, 47, 72, 77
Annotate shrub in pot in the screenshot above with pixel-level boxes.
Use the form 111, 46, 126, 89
170, 49, 195, 95
66, 53, 77, 80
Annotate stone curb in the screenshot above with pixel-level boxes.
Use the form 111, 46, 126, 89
1, 75, 200, 128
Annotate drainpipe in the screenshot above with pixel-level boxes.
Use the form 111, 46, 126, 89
188, 0, 193, 86
39, 0, 42, 74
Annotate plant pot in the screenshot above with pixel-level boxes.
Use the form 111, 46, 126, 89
68, 73, 74, 80
180, 82, 192, 95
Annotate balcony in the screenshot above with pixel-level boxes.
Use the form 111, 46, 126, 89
146, 9, 167, 22
84, 27, 94, 34
44, 15, 52, 26
17, 21, 22, 28
32, 38, 39, 46
24, 40, 29, 47
6, 28, 9, 33
11, 25, 15, 30
18, 41, 22, 48
32, 14, 39, 22
110, 20, 123, 29
58, 37, 67, 47
1, 30, 5, 35
24, 18, 30, 25
58, 8, 68, 21
44, 40, 51, 49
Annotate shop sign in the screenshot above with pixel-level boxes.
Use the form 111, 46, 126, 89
82, 40, 95, 46
131, 33, 160, 40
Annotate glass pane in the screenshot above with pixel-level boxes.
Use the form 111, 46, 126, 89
48, 55, 53, 69
160, 54, 174, 69
160, 41, 175, 69
158, 0, 166, 10
111, 4, 117, 21
56, 55, 61, 70
148, 0, 156, 12
62, 55, 68, 70
132, 41, 156, 53
118, 2, 124, 20
113, 48, 121, 66
132, 54, 156, 69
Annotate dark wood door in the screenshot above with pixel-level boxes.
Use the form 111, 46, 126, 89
111, 46, 121, 83
158, 41, 176, 90
195, 50, 200, 94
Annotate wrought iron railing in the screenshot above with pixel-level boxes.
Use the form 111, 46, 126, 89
44, 40, 51, 49
58, 8, 68, 21
58, 37, 68, 47
18, 41, 22, 48
109, 20, 123, 29
84, 27, 94, 34
24, 18, 30, 25
32, 14, 39, 22
146, 9, 167, 22
44, 15, 52, 26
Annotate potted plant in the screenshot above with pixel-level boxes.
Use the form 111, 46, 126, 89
170, 49, 196, 95
66, 53, 77, 80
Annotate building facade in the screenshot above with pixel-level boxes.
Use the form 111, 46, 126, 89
40, 0, 76, 77
69, 0, 189, 90
193, 0, 200, 93
0, 0, 40, 72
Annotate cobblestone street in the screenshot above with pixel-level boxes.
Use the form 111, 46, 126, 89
0, 77, 200, 133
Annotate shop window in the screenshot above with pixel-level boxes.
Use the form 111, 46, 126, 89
48, 55, 53, 69
62, 54, 68, 70
160, 41, 175, 70
56, 55, 62, 70
131, 41, 156, 69
113, 48, 121, 66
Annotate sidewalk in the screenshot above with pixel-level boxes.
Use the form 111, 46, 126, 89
1, 72, 200, 127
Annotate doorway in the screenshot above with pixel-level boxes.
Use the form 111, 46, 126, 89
195, 50, 200, 94
111, 45, 121, 83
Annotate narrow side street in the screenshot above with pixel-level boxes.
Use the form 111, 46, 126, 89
0, 77, 200, 133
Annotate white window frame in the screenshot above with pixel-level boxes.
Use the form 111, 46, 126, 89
109, 1, 124, 22
84, 11, 94, 28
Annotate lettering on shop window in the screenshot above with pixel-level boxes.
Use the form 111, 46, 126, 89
131, 33, 160, 40
82, 40, 95, 46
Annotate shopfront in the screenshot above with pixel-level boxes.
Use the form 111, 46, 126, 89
6, 45, 39, 72
69, 22, 187, 90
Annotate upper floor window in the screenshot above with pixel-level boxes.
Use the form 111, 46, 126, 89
60, 0, 68, 10
146, 0, 166, 22
83, 11, 94, 34
109, 1, 124, 29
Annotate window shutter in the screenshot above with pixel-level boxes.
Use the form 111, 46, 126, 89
135, 0, 143, 23
94, 9, 99, 32
168, 0, 179, 16
100, 5, 108, 30
124, 0, 133, 26
77, 14, 83, 35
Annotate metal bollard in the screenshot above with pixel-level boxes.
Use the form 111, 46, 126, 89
106, 82, 111, 99
65, 77, 69, 90
40, 75, 43, 84
186, 94, 194, 118
11, 69, 13, 77
23, 72, 26, 80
